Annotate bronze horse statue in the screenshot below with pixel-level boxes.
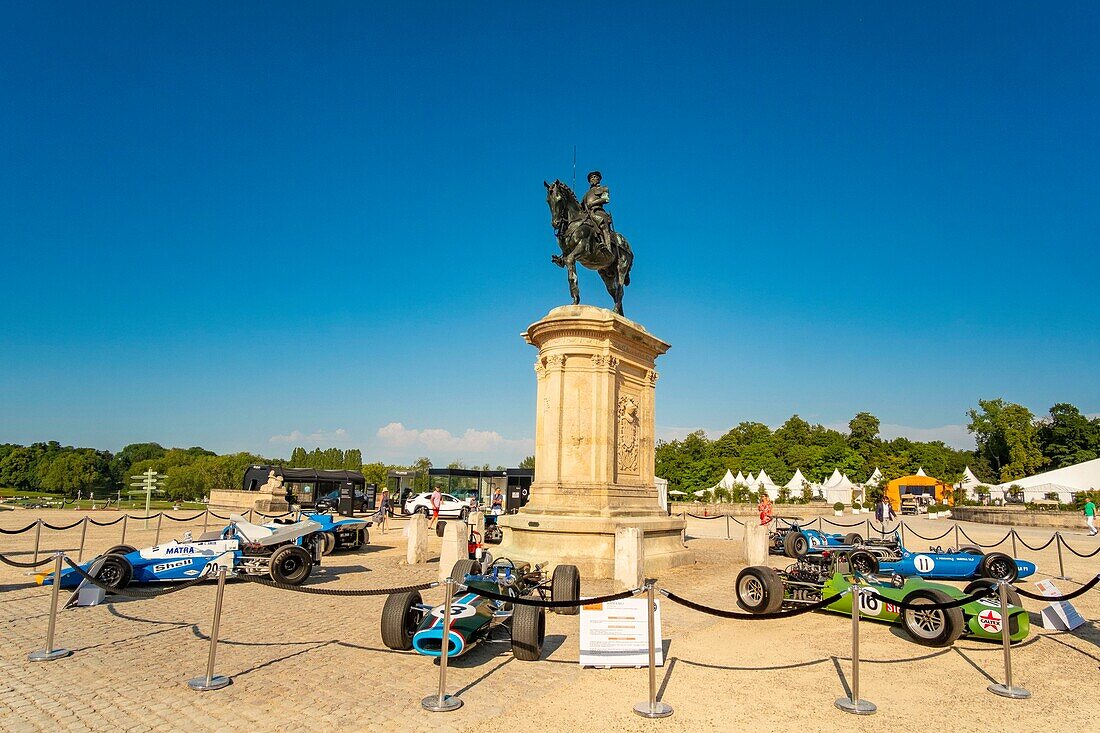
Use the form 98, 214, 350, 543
544, 179, 633, 315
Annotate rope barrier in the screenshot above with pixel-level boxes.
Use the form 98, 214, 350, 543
125, 513, 163, 521
42, 519, 85, 531
208, 511, 233, 521
901, 524, 955, 542
0, 521, 40, 535
728, 515, 745, 526
958, 527, 1013, 549
61, 557, 213, 598
87, 516, 125, 527
1059, 538, 1100, 559
255, 511, 294, 519
659, 589, 847, 620
863, 587, 1000, 611
238, 574, 439, 596
0, 551, 57, 568
462, 583, 641, 608
1013, 574, 1100, 601
161, 512, 207, 522
685, 513, 723, 520
819, 519, 865, 529
1012, 532, 1057, 552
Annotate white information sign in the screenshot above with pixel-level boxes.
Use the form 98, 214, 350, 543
579, 598, 663, 668
1034, 579, 1085, 631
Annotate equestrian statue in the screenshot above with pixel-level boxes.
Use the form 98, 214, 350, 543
544, 171, 634, 316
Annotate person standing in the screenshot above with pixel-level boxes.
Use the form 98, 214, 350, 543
757, 493, 773, 525
1084, 494, 1097, 536
378, 490, 390, 534
428, 486, 442, 529
491, 487, 505, 516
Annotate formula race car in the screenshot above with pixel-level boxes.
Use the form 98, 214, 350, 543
769, 518, 863, 558
380, 557, 581, 661
268, 512, 370, 555
38, 515, 324, 590
847, 533, 1036, 583
735, 553, 1030, 647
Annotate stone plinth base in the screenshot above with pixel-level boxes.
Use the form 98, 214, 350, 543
496, 512, 693, 578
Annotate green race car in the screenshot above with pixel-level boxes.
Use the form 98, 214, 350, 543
735, 554, 1030, 647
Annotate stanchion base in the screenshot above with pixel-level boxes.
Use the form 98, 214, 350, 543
834, 697, 877, 715
28, 648, 71, 662
633, 701, 674, 718
1053, 576, 1072, 581
421, 694, 463, 712
187, 675, 231, 691
988, 683, 1031, 699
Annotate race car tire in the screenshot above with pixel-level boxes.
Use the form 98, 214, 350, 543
978, 552, 1018, 583
963, 578, 1022, 608
901, 589, 964, 647
419, 506, 431, 518
358, 527, 369, 547
460, 507, 471, 522
783, 532, 809, 558
308, 532, 336, 556
551, 564, 581, 615
511, 603, 545, 661
381, 590, 423, 651
958, 544, 984, 556
484, 525, 503, 544
436, 521, 448, 538
103, 544, 137, 557
95, 554, 132, 591
735, 566, 784, 614
269, 545, 312, 585
847, 550, 879, 576
843, 532, 863, 546
450, 558, 480, 581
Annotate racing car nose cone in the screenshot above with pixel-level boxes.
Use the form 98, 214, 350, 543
412, 629, 465, 658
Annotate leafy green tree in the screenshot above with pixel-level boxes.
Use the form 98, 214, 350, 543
967, 398, 1045, 482
360, 461, 389, 489
519, 455, 535, 469
290, 447, 308, 465
0, 446, 36, 489
848, 412, 880, 459
1037, 403, 1100, 469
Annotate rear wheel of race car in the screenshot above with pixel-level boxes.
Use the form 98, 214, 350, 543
435, 521, 447, 538
901, 589, 964, 647
460, 506, 471, 521
357, 527, 369, 547
963, 578, 1022, 607
310, 532, 335, 556
843, 532, 863, 546
450, 558, 480, 581
103, 544, 137, 557
551, 564, 581, 615
847, 550, 879, 576
958, 544, 984, 556
735, 566, 784, 614
418, 506, 431, 518
783, 532, 809, 558
269, 545, 312, 585
484, 525, 503, 544
979, 552, 1018, 583
95, 554, 132, 591
381, 590, 423, 651
511, 603, 545, 661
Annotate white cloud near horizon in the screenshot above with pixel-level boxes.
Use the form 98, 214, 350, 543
376, 422, 534, 455
269, 428, 352, 445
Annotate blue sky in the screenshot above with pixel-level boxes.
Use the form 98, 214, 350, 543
1, 3, 1097, 466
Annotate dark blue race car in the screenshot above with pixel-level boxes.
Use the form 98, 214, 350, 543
847, 533, 1036, 582
769, 518, 864, 558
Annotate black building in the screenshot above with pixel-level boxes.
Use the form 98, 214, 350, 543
243, 465, 374, 510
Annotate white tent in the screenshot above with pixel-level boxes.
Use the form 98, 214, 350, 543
785, 469, 807, 491
958, 466, 985, 500
915, 467, 927, 477
754, 469, 780, 500
864, 467, 883, 487
992, 457, 1100, 504
709, 469, 737, 492
746, 472, 757, 486
822, 469, 856, 505
734, 471, 747, 485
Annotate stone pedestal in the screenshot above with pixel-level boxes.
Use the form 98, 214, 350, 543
496, 305, 692, 577
438, 522, 466, 582
743, 522, 769, 566
406, 514, 428, 565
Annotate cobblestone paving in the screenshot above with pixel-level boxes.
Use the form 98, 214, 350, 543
1, 510, 1098, 732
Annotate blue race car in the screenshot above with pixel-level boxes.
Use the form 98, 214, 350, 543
769, 517, 864, 558
846, 533, 1036, 582
38, 515, 324, 590
268, 512, 370, 555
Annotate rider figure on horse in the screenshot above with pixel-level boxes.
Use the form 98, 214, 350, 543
582, 170, 615, 256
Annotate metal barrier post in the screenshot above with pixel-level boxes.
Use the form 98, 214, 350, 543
155, 512, 163, 545
78, 517, 89, 562
120, 514, 128, 546
422, 577, 462, 711
864, 518, 869, 538
899, 521, 906, 546
954, 524, 960, 549
188, 567, 230, 690
987, 580, 1030, 698
725, 514, 730, 540
28, 553, 71, 662
247, 509, 255, 524
816, 516, 822, 531
1054, 532, 1071, 580
1010, 530, 1018, 559
633, 582, 672, 718
32, 519, 42, 565
202, 510, 209, 534
835, 585, 876, 714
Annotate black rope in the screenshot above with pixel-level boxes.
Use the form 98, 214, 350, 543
42, 519, 85, 531
1059, 537, 1100, 559
125, 513, 163, 521
61, 557, 212, 598
686, 513, 723, 520
863, 587, 1001, 611
161, 512, 206, 522
87, 515, 125, 527
820, 519, 866, 529
901, 523, 955, 542
0, 551, 57, 568
462, 583, 640, 608
0, 521, 39, 535
660, 589, 846, 619
238, 574, 438, 596
958, 527, 1012, 549
727, 515, 745, 526
255, 511, 294, 519
62, 498, 77, 507
1012, 532, 1057, 552
1013, 573, 1100, 601
208, 511, 233, 521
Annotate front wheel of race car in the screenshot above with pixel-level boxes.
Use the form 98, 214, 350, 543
958, 544, 984, 556
95, 554, 132, 591
843, 532, 863, 546
783, 532, 809, 558
269, 545, 312, 585
450, 558, 480, 581
381, 590, 423, 650
103, 544, 137, 557
735, 566, 784, 614
901, 589, 964, 647
979, 552, 1018, 583
551, 564, 581, 615
847, 550, 879, 576
511, 603, 545, 661
309, 532, 336, 556
963, 578, 1022, 607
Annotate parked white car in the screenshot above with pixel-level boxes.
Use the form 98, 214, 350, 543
404, 492, 471, 520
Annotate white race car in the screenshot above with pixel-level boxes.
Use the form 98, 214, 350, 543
404, 492, 471, 520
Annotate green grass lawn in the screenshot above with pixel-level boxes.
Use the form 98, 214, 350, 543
0, 488, 206, 511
